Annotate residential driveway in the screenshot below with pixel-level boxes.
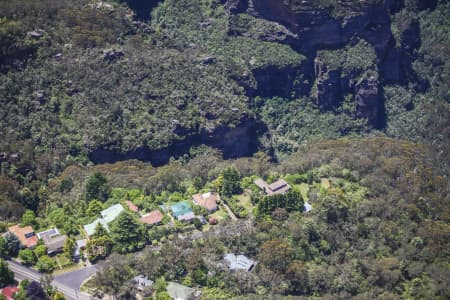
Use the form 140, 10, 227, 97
54, 266, 98, 290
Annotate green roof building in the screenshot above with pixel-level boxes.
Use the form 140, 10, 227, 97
83, 204, 124, 237
170, 201, 193, 218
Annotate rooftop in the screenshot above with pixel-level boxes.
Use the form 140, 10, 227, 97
177, 211, 196, 222
268, 179, 289, 192
125, 200, 139, 213
133, 275, 153, 291
84, 204, 124, 237
7, 225, 38, 248
254, 178, 270, 190
140, 210, 163, 225
101, 204, 125, 223
42, 234, 67, 254
224, 253, 255, 272
37, 228, 59, 239
170, 201, 193, 218
193, 192, 218, 212
83, 219, 109, 237
254, 178, 291, 196
73, 239, 87, 257
1, 286, 19, 300
167, 282, 194, 300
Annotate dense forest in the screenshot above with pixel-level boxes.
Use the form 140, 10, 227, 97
0, 0, 449, 299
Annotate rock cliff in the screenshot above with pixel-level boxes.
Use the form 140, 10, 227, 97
226, 0, 422, 127
89, 116, 258, 166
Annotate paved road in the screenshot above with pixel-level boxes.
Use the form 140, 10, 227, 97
6, 259, 94, 300
54, 266, 97, 290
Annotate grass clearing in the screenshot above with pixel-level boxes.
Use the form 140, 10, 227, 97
235, 192, 253, 213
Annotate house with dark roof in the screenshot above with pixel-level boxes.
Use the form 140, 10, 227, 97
7, 225, 38, 248
37, 228, 67, 255
140, 210, 163, 226
192, 192, 218, 212
254, 178, 291, 196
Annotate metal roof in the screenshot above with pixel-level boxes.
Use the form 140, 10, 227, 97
167, 282, 194, 300
84, 204, 124, 236
224, 253, 255, 272
170, 201, 193, 218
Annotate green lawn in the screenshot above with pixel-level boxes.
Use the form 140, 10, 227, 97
298, 183, 310, 201
235, 192, 253, 213
209, 208, 228, 221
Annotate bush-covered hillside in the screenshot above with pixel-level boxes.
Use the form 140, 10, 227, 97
74, 137, 448, 299
0, 0, 448, 268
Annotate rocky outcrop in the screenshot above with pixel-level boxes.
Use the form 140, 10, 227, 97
226, 0, 415, 127
228, 0, 394, 57
355, 76, 381, 125
252, 64, 310, 98
314, 59, 342, 109
89, 117, 258, 166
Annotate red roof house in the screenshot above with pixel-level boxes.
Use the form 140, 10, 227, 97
125, 200, 139, 213
2, 286, 19, 300
7, 225, 38, 248
192, 192, 218, 212
140, 210, 163, 225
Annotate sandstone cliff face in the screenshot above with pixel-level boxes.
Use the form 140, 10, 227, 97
314, 59, 342, 109
354, 76, 381, 125
228, 0, 393, 55
226, 0, 419, 127
89, 116, 258, 166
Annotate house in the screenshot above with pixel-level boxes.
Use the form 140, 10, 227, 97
170, 202, 195, 221
83, 204, 124, 237
7, 225, 38, 248
133, 275, 153, 291
224, 253, 255, 272
37, 228, 68, 255
254, 178, 290, 196
192, 192, 218, 212
177, 212, 196, 222
73, 239, 87, 259
167, 282, 195, 300
1, 286, 19, 300
140, 210, 163, 226
125, 200, 139, 213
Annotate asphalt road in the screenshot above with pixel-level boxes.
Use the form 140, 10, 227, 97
6, 259, 95, 300
54, 266, 97, 291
